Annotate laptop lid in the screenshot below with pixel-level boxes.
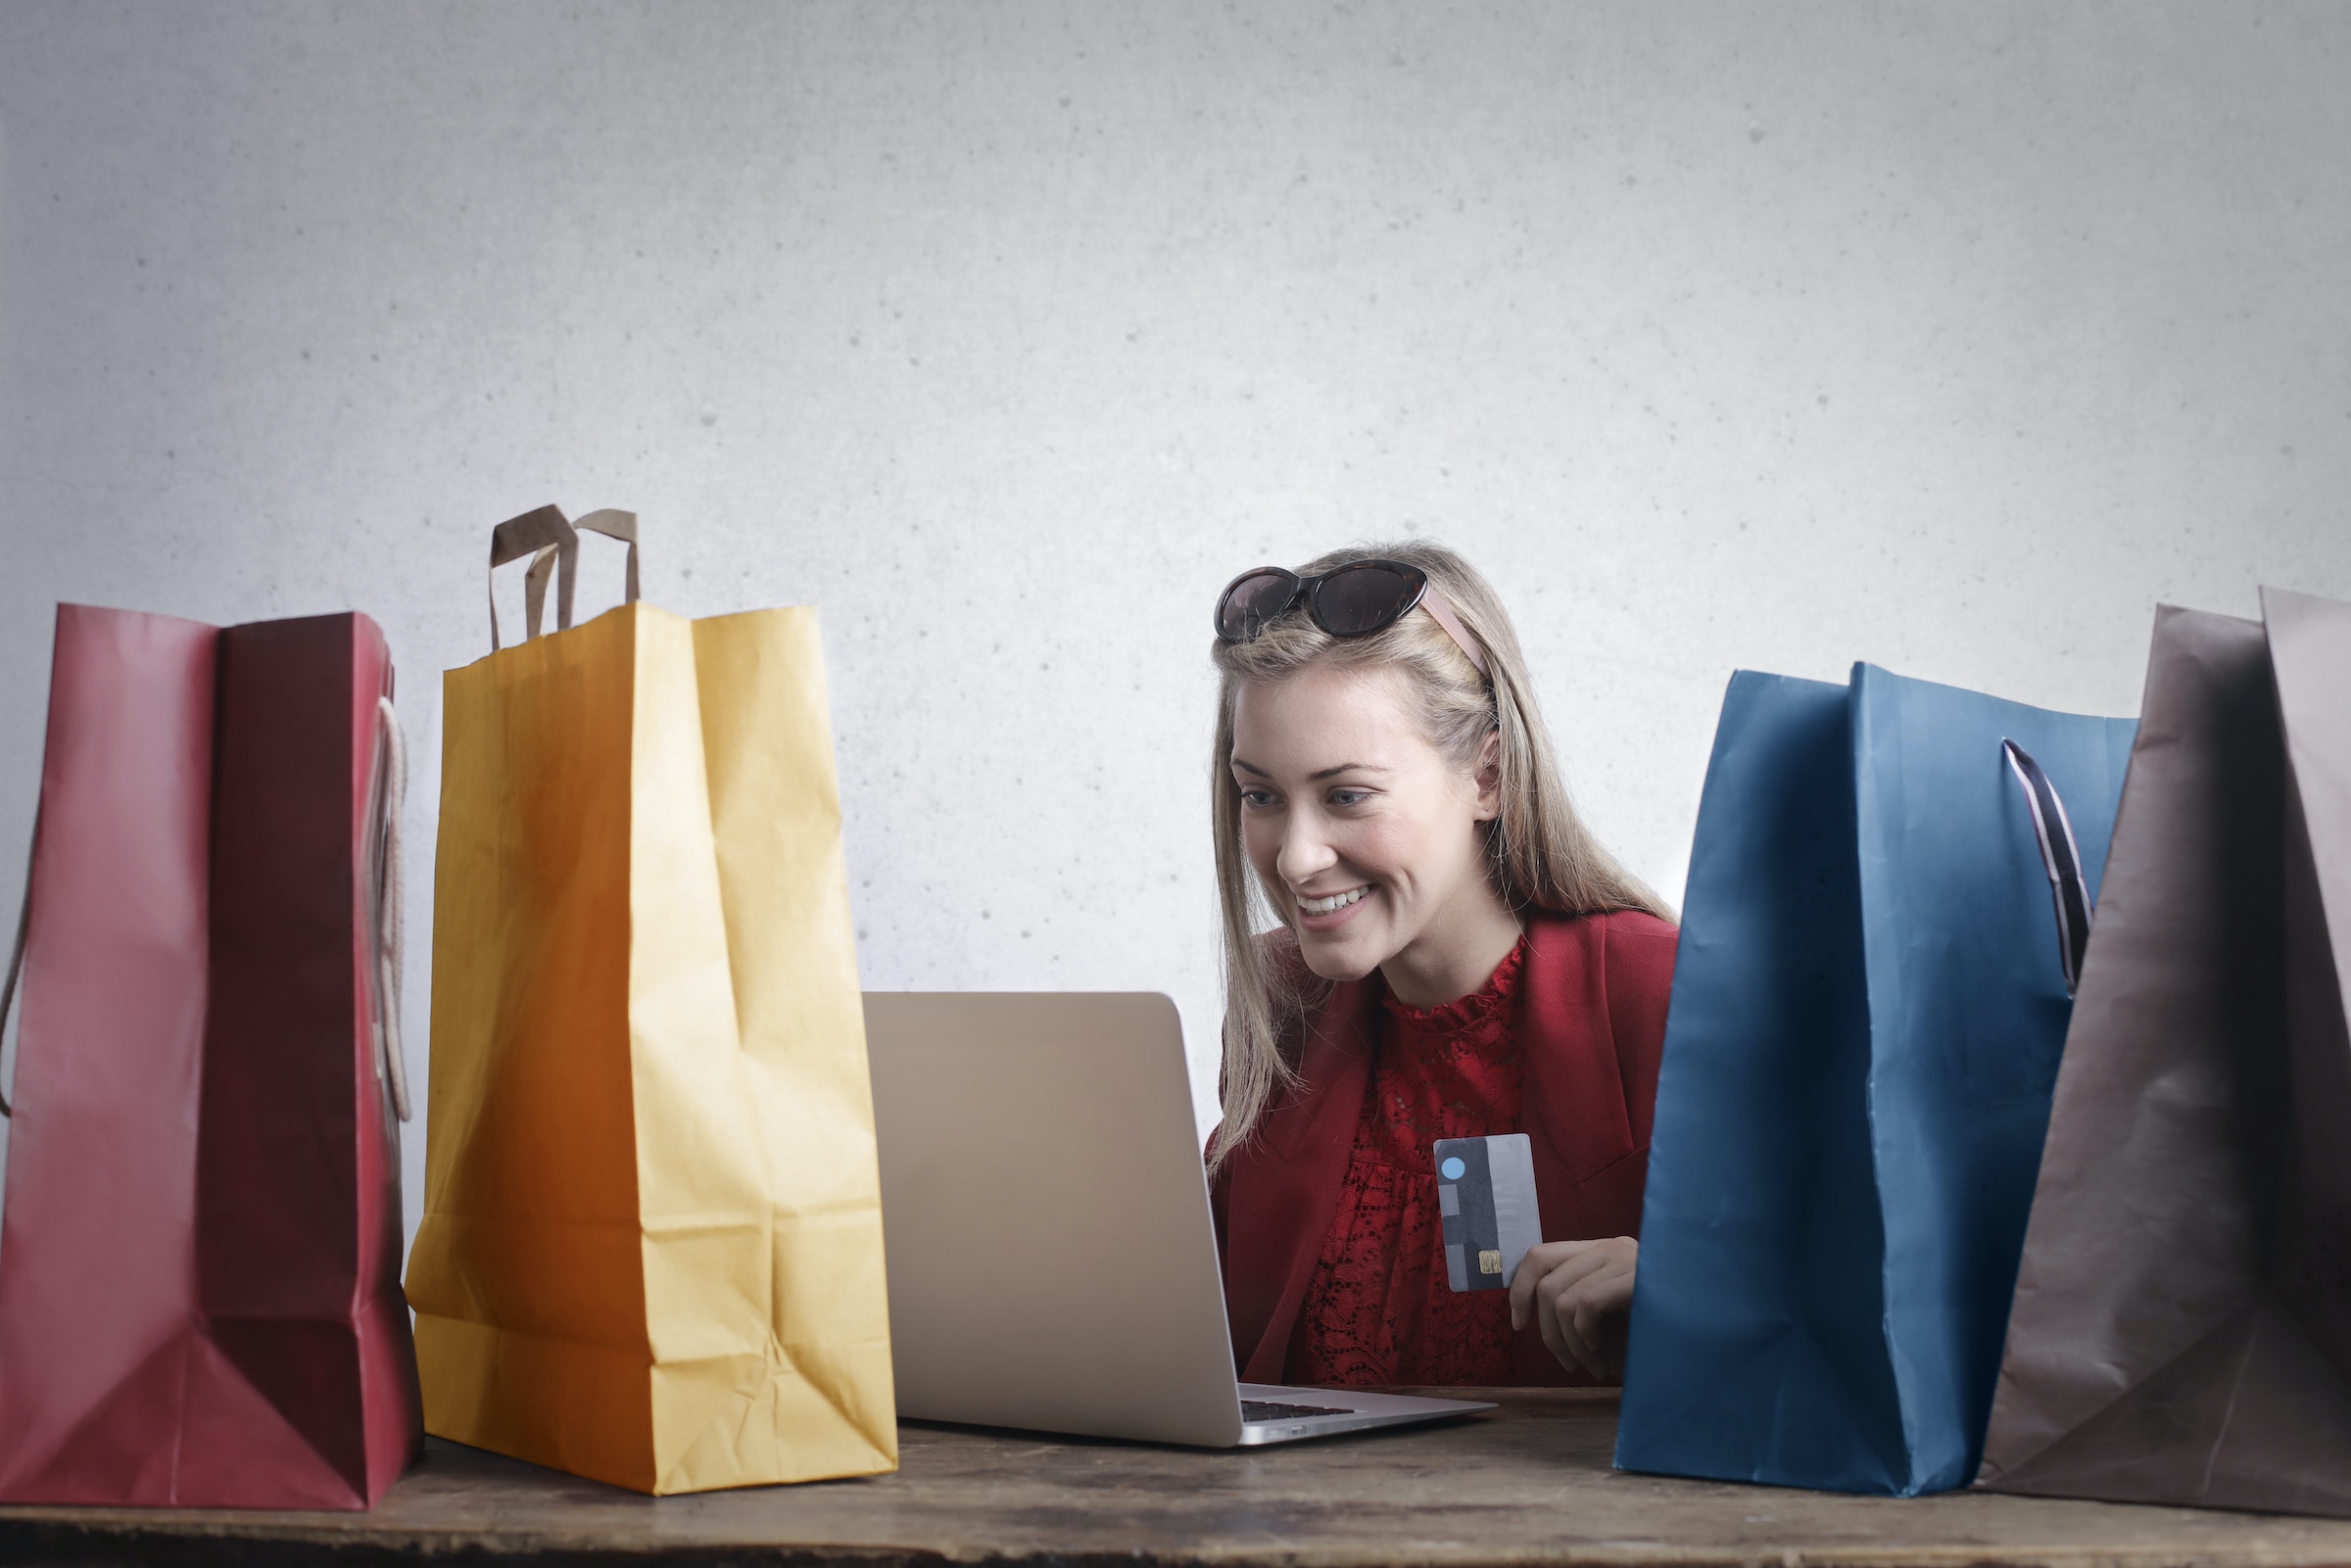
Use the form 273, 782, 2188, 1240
864, 992, 1246, 1447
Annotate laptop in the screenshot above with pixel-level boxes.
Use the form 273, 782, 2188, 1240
863, 991, 1495, 1447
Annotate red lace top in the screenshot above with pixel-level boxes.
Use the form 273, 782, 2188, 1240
1289, 937, 1529, 1387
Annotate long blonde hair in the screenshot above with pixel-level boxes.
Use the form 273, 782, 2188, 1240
1207, 541, 1670, 1171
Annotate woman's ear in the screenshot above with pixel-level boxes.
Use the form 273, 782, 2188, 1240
1472, 729, 1504, 822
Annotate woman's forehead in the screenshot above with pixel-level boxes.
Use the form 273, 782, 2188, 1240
1229, 663, 1429, 772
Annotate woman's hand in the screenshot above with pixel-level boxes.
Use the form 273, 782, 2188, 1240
1509, 1236, 1638, 1380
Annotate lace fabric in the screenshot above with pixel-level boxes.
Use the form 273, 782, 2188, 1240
1291, 937, 1531, 1387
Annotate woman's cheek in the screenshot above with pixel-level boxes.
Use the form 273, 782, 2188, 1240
1332, 817, 1408, 889
1242, 822, 1287, 899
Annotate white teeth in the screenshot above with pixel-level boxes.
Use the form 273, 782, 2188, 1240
1299, 886, 1369, 916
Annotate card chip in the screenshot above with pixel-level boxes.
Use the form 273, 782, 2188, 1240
1479, 1249, 1503, 1275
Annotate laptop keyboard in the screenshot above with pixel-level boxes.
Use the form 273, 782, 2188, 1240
1241, 1399, 1356, 1422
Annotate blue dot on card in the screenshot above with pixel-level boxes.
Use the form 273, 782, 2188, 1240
1441, 1157, 1465, 1180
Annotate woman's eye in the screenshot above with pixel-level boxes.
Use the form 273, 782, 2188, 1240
1328, 789, 1370, 807
1238, 789, 1277, 809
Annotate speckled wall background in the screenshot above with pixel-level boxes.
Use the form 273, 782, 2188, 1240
1, 2, 2347, 1251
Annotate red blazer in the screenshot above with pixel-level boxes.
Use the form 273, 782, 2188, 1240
1208, 908, 1679, 1387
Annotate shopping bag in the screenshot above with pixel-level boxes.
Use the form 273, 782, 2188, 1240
1615, 662, 2135, 1496
1975, 589, 2351, 1514
0, 603, 420, 1508
404, 506, 896, 1495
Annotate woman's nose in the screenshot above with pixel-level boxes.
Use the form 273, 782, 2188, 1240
1276, 814, 1337, 885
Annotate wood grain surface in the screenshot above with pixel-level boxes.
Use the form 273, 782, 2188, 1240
3, 1392, 2348, 1568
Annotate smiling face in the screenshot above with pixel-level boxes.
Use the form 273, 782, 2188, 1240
1228, 659, 1507, 986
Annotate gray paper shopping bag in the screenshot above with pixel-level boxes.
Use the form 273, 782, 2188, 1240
1976, 588, 2351, 1515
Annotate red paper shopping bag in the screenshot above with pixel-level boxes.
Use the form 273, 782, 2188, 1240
0, 604, 421, 1508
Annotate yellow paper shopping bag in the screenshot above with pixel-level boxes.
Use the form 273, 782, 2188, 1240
405, 506, 896, 1494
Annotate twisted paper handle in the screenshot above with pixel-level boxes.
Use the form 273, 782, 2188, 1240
2002, 738, 2094, 999
488, 504, 642, 649
368, 695, 412, 1122
0, 818, 26, 1118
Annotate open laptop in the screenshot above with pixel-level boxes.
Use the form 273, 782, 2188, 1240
863, 991, 1494, 1447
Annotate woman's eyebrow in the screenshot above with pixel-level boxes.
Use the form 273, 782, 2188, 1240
1229, 759, 1390, 781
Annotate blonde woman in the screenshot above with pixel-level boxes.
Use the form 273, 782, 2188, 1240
1206, 544, 1678, 1388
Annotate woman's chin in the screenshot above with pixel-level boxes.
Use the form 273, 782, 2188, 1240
1293, 927, 1386, 983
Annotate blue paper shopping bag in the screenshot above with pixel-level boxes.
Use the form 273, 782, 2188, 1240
1615, 664, 2135, 1496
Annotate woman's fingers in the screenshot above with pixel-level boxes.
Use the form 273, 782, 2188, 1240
1528, 1237, 1640, 1378
1571, 1296, 1611, 1363
1539, 1296, 1590, 1377
1536, 1273, 1600, 1376
1509, 1240, 1610, 1332
1508, 1240, 1582, 1330
1574, 1282, 1631, 1377
1577, 1253, 1638, 1372
1540, 1265, 1607, 1376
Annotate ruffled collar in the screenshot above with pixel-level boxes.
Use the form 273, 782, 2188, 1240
1377, 934, 1529, 1037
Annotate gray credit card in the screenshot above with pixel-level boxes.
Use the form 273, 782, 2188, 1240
1434, 1133, 1542, 1292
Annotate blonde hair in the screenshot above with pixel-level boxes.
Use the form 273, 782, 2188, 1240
1207, 541, 1671, 1171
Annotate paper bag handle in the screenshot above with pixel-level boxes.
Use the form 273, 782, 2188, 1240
487, 505, 642, 650
0, 812, 29, 1118
364, 696, 412, 1121
573, 509, 641, 605
2002, 738, 2093, 998
489, 505, 577, 650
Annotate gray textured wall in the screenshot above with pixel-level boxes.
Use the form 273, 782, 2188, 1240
2, 3, 2347, 1252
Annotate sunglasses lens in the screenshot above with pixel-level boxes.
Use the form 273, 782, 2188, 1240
1218, 570, 1299, 640
1313, 563, 1423, 636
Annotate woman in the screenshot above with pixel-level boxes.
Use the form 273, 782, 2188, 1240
1205, 542, 1678, 1388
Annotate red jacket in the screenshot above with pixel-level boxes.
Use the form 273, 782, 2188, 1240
1209, 908, 1680, 1387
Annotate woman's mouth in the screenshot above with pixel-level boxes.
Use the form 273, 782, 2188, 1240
1294, 884, 1374, 931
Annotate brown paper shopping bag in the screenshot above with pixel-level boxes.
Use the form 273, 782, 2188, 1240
404, 507, 895, 1494
1975, 588, 2351, 1514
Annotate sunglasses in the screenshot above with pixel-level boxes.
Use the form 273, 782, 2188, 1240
1214, 559, 1490, 677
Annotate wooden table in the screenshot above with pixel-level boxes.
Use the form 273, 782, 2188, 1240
4, 1392, 2349, 1568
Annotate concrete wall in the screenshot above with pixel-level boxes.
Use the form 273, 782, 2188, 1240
2, 2, 2346, 1251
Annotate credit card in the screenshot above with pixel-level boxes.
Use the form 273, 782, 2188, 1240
1434, 1133, 1541, 1292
